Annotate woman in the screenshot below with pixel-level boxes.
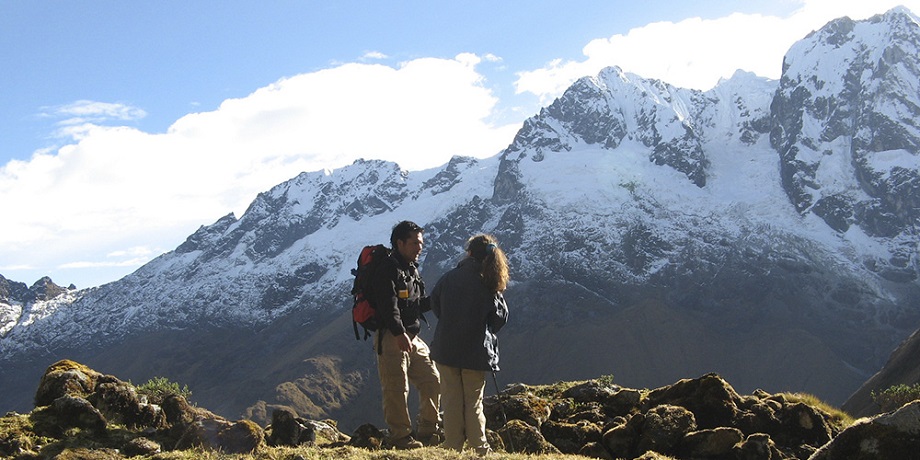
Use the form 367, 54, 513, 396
430, 234, 510, 456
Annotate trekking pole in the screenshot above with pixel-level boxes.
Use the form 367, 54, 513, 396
491, 371, 515, 452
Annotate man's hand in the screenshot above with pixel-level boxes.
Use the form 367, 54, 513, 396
397, 333, 413, 352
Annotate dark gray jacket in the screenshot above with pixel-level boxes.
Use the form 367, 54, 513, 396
430, 257, 509, 371
371, 251, 427, 337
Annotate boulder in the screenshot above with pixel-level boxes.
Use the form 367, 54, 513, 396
266, 407, 316, 447
89, 377, 166, 430
541, 419, 602, 454
635, 404, 697, 456
485, 391, 552, 430
50, 395, 107, 434
734, 433, 785, 460
498, 419, 560, 454
809, 400, 920, 459
34, 360, 102, 407
678, 426, 744, 458
644, 373, 743, 429
604, 388, 643, 417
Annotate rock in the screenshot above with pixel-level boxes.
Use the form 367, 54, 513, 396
267, 408, 316, 447
809, 400, 920, 459
602, 418, 638, 458
644, 373, 743, 429
486, 428, 504, 452
347, 423, 385, 449
485, 392, 551, 429
604, 388, 643, 417
498, 419, 560, 454
89, 378, 166, 430
775, 401, 833, 447
563, 380, 618, 403
679, 426, 744, 458
734, 433, 784, 460
306, 419, 349, 445
541, 419, 602, 454
51, 395, 107, 434
217, 420, 265, 454
122, 437, 161, 456
635, 404, 697, 456
579, 440, 615, 459
34, 360, 101, 407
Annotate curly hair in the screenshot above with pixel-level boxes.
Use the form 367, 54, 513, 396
466, 234, 509, 292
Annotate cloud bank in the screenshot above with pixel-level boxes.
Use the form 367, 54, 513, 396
1, 53, 519, 288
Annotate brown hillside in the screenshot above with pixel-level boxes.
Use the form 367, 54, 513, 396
842, 327, 920, 417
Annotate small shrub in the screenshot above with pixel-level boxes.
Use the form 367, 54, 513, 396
136, 376, 192, 405
597, 374, 616, 387
872, 383, 920, 413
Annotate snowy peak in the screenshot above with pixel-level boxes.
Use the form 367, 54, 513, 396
771, 7, 920, 266
502, 65, 775, 188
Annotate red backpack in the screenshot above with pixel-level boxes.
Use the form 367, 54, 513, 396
350, 244, 390, 340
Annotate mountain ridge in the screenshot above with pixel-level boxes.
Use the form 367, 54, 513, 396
2, 7, 920, 432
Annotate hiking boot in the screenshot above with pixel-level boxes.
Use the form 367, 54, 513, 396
418, 430, 443, 446
391, 435, 423, 450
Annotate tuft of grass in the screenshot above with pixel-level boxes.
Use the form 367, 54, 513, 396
142, 445, 592, 460
780, 392, 855, 428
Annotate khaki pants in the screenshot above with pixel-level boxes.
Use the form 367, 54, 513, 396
376, 331, 441, 440
436, 363, 489, 454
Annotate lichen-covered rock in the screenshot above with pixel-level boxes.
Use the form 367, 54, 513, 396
217, 419, 265, 454
50, 395, 107, 434
809, 400, 920, 460
644, 373, 743, 429
541, 419, 602, 453
89, 378, 166, 430
34, 360, 102, 407
485, 392, 551, 429
635, 404, 697, 456
498, 419, 560, 454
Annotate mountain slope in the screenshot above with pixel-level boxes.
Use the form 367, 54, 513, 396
2, 8, 920, 431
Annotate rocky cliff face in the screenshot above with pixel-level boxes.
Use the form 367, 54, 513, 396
2, 8, 919, 432
771, 7, 920, 282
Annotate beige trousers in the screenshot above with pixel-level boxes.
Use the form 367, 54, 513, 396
436, 363, 489, 454
376, 331, 441, 440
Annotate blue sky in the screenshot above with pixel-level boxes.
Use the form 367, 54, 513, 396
2, 0, 918, 289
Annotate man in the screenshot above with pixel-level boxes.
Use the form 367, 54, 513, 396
371, 220, 441, 449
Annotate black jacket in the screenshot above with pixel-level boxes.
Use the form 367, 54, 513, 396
430, 257, 509, 371
371, 251, 427, 336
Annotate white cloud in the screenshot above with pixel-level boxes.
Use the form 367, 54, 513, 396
514, 0, 920, 101
0, 54, 520, 288
361, 51, 388, 60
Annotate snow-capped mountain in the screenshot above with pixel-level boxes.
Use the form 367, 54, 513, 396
2, 8, 919, 429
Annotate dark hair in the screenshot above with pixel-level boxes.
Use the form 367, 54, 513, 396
390, 221, 424, 249
466, 234, 509, 292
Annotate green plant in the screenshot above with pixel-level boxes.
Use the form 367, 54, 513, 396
597, 374, 616, 387
136, 376, 192, 405
871, 383, 920, 413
